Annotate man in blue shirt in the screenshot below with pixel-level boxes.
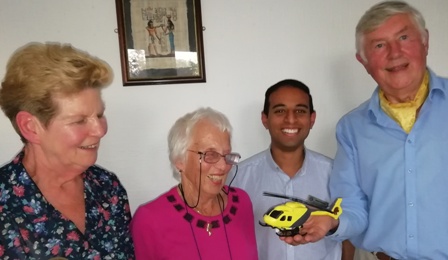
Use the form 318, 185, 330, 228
231, 79, 352, 260
285, 1, 448, 259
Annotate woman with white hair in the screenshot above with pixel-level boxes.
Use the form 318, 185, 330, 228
131, 107, 258, 260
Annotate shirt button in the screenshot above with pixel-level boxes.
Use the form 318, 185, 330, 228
408, 169, 412, 174
408, 202, 414, 207
407, 140, 412, 144
409, 234, 414, 239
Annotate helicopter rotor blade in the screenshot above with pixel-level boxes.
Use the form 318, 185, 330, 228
262, 191, 329, 211
263, 192, 308, 203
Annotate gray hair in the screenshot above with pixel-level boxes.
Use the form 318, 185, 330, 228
167, 107, 233, 180
356, 1, 427, 60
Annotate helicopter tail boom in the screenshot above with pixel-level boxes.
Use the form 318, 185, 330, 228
310, 198, 342, 219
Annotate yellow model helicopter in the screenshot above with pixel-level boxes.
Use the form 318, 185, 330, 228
259, 192, 342, 237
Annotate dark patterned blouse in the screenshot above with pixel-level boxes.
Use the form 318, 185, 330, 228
0, 151, 135, 260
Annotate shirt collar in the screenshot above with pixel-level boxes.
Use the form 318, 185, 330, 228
368, 67, 446, 120
264, 147, 308, 178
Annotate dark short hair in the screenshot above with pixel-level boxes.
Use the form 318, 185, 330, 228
262, 79, 314, 115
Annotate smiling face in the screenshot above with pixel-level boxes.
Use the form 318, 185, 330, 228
177, 120, 232, 197
357, 13, 428, 102
36, 88, 107, 172
262, 86, 316, 153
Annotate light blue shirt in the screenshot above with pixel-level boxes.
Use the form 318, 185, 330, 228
231, 148, 342, 260
330, 69, 448, 259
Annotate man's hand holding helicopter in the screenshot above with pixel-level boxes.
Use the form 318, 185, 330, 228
280, 215, 339, 246
259, 192, 342, 246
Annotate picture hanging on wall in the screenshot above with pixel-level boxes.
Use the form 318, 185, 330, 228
115, 0, 206, 86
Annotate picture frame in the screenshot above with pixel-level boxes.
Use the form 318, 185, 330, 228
115, 0, 206, 86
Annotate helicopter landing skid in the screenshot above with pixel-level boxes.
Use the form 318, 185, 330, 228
275, 226, 301, 237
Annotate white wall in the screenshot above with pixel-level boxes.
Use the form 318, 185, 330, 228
1, 0, 448, 213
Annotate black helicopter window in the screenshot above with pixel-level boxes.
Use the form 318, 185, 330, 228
287, 216, 292, 221
280, 216, 286, 221
269, 210, 283, 219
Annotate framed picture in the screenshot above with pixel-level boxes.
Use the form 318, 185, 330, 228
115, 0, 206, 86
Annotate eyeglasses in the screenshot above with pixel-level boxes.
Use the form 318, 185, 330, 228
188, 150, 241, 165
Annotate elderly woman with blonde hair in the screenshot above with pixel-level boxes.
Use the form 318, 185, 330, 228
0, 42, 134, 259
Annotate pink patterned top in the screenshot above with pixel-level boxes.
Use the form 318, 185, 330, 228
132, 186, 258, 260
